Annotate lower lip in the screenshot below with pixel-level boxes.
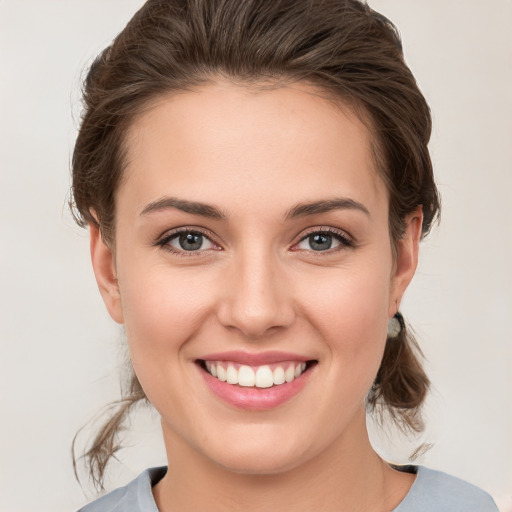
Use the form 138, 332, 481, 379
198, 364, 313, 411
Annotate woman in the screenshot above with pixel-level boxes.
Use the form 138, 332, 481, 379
71, 0, 498, 510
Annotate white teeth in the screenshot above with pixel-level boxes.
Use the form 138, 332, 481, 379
206, 361, 309, 388
255, 366, 274, 388
273, 366, 285, 385
217, 365, 227, 382
226, 365, 238, 385
284, 365, 295, 383
238, 365, 255, 387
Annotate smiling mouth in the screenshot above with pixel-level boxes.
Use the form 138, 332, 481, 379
197, 360, 317, 388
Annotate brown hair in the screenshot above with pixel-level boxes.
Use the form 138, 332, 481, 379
71, 0, 440, 489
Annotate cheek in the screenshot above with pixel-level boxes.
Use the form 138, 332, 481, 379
120, 266, 214, 345
301, 261, 391, 329
113, 254, 196, 361
297, 259, 391, 375
116, 264, 219, 414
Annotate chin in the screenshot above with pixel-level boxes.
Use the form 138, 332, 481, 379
213, 450, 305, 476
201, 428, 316, 476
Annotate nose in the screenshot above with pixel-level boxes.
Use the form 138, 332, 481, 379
216, 248, 295, 339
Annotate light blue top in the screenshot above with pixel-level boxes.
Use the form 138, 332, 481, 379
78, 465, 499, 511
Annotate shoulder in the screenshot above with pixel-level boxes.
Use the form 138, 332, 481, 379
76, 467, 167, 512
394, 466, 499, 512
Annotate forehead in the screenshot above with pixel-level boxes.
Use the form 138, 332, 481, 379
119, 81, 387, 218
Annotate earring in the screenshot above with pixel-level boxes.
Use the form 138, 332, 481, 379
387, 311, 404, 338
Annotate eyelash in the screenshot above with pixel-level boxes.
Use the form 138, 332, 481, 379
292, 227, 355, 253
155, 226, 355, 256
155, 227, 220, 257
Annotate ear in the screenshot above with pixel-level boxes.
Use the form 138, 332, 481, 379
89, 223, 124, 324
388, 207, 423, 317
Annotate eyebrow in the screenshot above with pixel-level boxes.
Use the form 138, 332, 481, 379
140, 196, 369, 220
140, 197, 226, 219
285, 198, 370, 219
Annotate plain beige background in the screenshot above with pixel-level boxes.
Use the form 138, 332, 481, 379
1, 1, 511, 510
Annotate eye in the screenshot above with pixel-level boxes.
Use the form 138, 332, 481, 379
294, 229, 353, 252
158, 229, 218, 253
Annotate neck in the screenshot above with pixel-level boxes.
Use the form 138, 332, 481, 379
153, 412, 414, 512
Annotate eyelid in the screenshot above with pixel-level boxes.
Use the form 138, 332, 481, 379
291, 226, 355, 251
153, 225, 354, 255
155, 226, 222, 255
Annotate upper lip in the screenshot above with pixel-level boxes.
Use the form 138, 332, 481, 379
199, 350, 313, 366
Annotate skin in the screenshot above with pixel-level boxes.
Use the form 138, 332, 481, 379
90, 81, 422, 511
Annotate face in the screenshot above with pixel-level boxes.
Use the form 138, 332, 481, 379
91, 82, 421, 475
